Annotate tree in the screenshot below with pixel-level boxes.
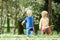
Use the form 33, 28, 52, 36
0, 0, 2, 34
52, 2, 60, 33
53, 0, 60, 4
13, 0, 24, 34
48, 0, 52, 25
6, 0, 10, 32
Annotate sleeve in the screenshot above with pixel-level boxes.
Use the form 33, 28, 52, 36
39, 18, 42, 29
25, 18, 27, 23
39, 19, 42, 26
32, 17, 34, 22
47, 18, 49, 25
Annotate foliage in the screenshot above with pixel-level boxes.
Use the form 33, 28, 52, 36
53, 0, 60, 4
0, 0, 60, 34
52, 2, 60, 33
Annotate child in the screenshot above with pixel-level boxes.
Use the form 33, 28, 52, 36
39, 11, 51, 35
22, 9, 34, 40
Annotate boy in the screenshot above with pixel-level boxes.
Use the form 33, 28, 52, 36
22, 9, 34, 40
39, 11, 51, 35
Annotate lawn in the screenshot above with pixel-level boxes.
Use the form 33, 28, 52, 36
1, 24, 60, 40
0, 34, 60, 40
0, 27, 60, 40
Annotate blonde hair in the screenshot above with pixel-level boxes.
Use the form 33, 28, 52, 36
26, 9, 32, 14
41, 11, 48, 15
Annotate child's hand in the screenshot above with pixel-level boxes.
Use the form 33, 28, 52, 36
33, 27, 34, 31
21, 22, 23, 25
39, 27, 42, 30
21, 20, 25, 25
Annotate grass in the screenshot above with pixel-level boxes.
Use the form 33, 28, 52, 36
0, 28, 60, 40
1, 24, 60, 40
0, 34, 60, 40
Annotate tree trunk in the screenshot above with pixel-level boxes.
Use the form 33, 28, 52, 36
48, 0, 52, 26
7, 15, 10, 32
0, 0, 3, 34
44, 0, 52, 25
14, 14, 17, 34
18, 20, 24, 35
5, 0, 10, 32
0, 1, 1, 34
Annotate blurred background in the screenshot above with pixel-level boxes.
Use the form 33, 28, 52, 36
0, 0, 60, 35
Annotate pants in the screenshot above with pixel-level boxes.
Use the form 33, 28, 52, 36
26, 28, 34, 36
42, 27, 51, 34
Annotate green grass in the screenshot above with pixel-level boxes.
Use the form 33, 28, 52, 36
1, 24, 60, 40
3, 28, 59, 35
1, 28, 60, 40
0, 34, 60, 40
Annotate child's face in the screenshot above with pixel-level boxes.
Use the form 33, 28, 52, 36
41, 11, 48, 18
26, 9, 32, 16
41, 13, 47, 18
27, 13, 32, 16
